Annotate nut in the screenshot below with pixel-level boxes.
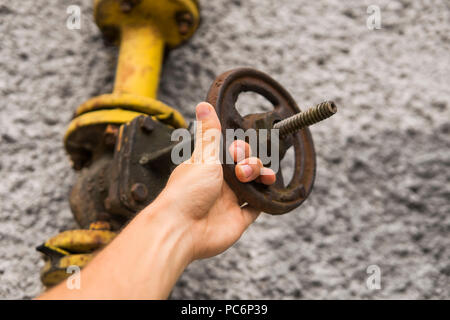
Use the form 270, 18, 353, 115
139, 116, 154, 133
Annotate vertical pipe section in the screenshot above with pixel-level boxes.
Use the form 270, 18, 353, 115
114, 24, 164, 98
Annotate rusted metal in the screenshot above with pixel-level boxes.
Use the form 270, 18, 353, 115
66, 114, 181, 227
103, 124, 119, 147
206, 68, 317, 215
37, 222, 117, 287
105, 115, 179, 219
274, 101, 337, 138
69, 154, 117, 229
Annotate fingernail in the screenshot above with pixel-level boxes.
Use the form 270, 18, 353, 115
260, 167, 275, 176
196, 103, 211, 120
239, 164, 253, 178
235, 146, 245, 162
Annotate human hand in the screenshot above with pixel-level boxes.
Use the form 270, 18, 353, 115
158, 102, 276, 261
38, 102, 276, 300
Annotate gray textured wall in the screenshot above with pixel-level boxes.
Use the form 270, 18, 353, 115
0, 0, 449, 299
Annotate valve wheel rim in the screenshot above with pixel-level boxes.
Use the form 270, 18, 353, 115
206, 68, 316, 214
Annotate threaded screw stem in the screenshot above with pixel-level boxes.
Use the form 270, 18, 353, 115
273, 101, 337, 138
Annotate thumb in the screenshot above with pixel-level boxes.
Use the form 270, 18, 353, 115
192, 102, 222, 164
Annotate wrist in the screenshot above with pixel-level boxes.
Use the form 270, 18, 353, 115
50, 194, 195, 299
139, 194, 195, 267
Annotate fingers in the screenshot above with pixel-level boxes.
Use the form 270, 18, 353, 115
235, 157, 276, 185
256, 167, 277, 185
191, 102, 276, 184
228, 139, 251, 163
195, 102, 221, 131
229, 140, 276, 185
235, 157, 262, 182
192, 102, 222, 164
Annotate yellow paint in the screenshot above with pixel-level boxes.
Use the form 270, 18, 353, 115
89, 221, 111, 230
94, 0, 200, 48
44, 229, 117, 253
64, 0, 199, 155
41, 254, 94, 287
65, 109, 148, 144
39, 223, 117, 287
114, 24, 164, 98
74, 93, 186, 128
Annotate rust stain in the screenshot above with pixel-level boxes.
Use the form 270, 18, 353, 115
117, 61, 136, 88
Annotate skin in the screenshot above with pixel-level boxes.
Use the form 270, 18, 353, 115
38, 102, 276, 300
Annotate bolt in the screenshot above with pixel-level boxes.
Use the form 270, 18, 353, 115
139, 116, 154, 133
131, 183, 148, 202
176, 12, 193, 36
139, 154, 150, 166
273, 101, 337, 138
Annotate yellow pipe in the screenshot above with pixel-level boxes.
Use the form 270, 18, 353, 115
65, 0, 200, 155
114, 24, 164, 98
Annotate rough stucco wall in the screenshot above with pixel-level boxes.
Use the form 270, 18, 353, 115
0, 0, 449, 299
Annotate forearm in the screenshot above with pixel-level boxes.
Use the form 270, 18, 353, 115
38, 197, 193, 300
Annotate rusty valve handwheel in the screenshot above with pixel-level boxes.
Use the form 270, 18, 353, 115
206, 68, 318, 214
